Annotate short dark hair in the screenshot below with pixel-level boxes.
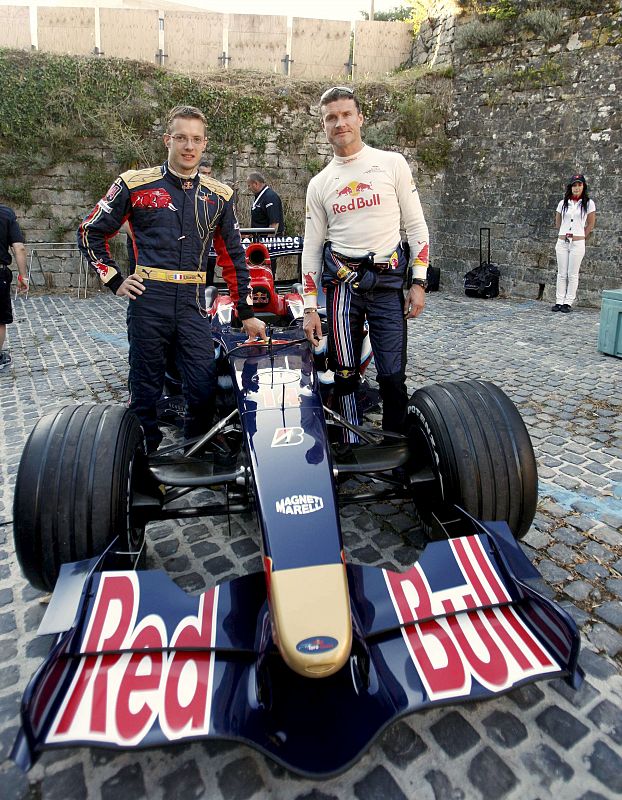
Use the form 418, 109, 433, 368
319, 86, 361, 113
199, 158, 211, 168
166, 105, 207, 133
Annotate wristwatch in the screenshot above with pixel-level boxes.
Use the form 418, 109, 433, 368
411, 278, 428, 289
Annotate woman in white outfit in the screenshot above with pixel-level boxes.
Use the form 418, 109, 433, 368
552, 173, 596, 313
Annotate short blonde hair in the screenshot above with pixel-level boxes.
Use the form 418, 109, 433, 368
166, 105, 207, 133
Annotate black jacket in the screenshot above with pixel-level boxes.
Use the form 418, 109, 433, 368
78, 162, 253, 319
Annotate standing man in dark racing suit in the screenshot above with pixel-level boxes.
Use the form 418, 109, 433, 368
302, 87, 429, 444
78, 104, 266, 453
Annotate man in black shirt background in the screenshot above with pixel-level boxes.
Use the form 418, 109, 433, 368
0, 204, 28, 371
247, 172, 284, 234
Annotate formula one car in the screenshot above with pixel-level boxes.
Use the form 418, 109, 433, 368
11, 245, 582, 776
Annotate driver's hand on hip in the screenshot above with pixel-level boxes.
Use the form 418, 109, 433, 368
116, 275, 144, 300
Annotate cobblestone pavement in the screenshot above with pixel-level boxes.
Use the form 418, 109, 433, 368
1, 290, 621, 800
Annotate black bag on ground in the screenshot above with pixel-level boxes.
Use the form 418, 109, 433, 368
464, 262, 499, 298
464, 227, 499, 298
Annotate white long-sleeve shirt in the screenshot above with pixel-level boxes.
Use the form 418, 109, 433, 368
301, 144, 429, 307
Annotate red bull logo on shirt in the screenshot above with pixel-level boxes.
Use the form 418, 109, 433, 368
335, 180, 373, 199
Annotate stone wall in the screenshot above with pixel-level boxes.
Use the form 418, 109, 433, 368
3, 3, 621, 306
415, 3, 622, 307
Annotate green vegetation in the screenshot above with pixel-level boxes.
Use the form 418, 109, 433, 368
0, 49, 290, 205
0, 47, 457, 218
521, 9, 564, 43
395, 96, 447, 141
455, 18, 508, 49
491, 59, 564, 89
418, 132, 452, 170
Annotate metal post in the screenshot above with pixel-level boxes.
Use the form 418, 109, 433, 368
155, 49, 168, 66
218, 51, 231, 69
281, 53, 293, 76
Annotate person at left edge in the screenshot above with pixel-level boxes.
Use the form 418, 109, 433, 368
78, 104, 266, 453
0, 203, 29, 371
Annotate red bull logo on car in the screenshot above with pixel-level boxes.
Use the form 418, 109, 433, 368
385, 535, 558, 701
45, 573, 218, 747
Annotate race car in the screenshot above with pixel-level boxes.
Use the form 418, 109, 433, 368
10, 253, 582, 777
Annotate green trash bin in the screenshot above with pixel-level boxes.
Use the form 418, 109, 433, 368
598, 289, 622, 358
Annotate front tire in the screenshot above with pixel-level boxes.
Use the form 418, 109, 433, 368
407, 380, 537, 539
14, 403, 147, 590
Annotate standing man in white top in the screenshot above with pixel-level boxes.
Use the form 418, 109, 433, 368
553, 173, 596, 313
302, 86, 429, 444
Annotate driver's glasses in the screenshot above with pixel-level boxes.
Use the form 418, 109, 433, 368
169, 134, 205, 147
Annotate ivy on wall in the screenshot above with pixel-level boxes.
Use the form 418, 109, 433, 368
0, 49, 454, 212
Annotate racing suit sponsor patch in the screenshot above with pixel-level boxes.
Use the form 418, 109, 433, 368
131, 188, 177, 212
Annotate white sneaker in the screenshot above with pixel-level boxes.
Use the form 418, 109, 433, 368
0, 351, 12, 370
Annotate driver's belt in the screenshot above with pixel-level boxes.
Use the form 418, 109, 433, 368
332, 251, 392, 269
135, 265, 206, 284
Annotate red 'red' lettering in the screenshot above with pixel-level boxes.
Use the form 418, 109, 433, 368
163, 590, 217, 737
116, 624, 164, 741
54, 574, 136, 735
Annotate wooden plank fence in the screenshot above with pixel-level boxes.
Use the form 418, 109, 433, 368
0, 6, 413, 79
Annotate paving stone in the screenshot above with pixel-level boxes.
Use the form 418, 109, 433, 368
507, 683, 545, 710
230, 538, 260, 558
586, 623, 622, 657
576, 562, 609, 580
430, 711, 480, 757
595, 601, 622, 627
424, 770, 465, 800
350, 545, 381, 564
554, 528, 585, 546
379, 721, 427, 768
41, 763, 87, 800
0, 611, 16, 634
173, 572, 206, 593
101, 764, 147, 800
217, 756, 264, 799
606, 577, 622, 597
203, 555, 235, 576
353, 765, 408, 800
587, 740, 622, 793
550, 677, 599, 708
482, 710, 527, 747
588, 700, 622, 745
0, 763, 32, 800
579, 648, 619, 680
520, 743, 574, 789
535, 706, 590, 748
537, 560, 571, 584
160, 759, 206, 800
562, 579, 594, 602
467, 747, 517, 799
293, 791, 339, 800
154, 539, 179, 557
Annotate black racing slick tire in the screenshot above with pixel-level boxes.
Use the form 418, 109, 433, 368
13, 403, 147, 591
407, 380, 537, 540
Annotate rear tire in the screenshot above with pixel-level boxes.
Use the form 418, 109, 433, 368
407, 380, 537, 539
14, 403, 147, 590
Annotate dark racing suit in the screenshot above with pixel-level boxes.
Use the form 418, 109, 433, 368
78, 162, 253, 452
